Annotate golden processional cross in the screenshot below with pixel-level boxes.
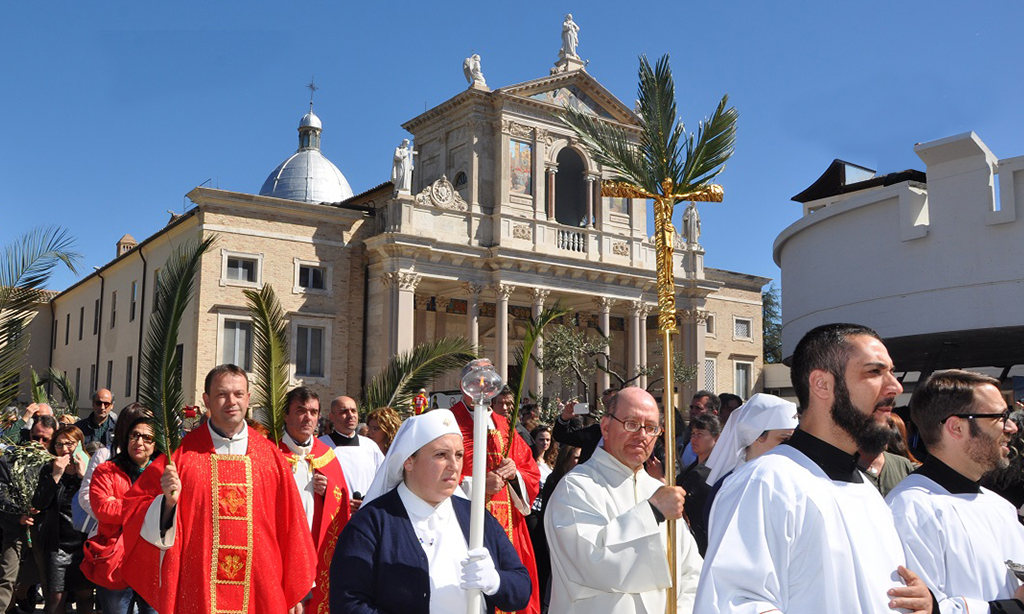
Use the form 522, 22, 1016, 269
603, 178, 723, 614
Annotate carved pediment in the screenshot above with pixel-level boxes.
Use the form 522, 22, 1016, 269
415, 175, 468, 211
530, 85, 614, 120
499, 70, 637, 125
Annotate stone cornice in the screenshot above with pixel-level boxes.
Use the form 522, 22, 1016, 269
401, 88, 494, 133
188, 187, 365, 224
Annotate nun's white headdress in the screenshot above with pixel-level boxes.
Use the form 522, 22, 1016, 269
362, 408, 462, 505
705, 393, 799, 486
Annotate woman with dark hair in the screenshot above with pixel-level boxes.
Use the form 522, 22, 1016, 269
83, 406, 159, 613
530, 425, 553, 486
676, 413, 722, 557
32, 425, 91, 614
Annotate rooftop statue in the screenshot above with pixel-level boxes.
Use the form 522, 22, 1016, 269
462, 54, 486, 88
392, 139, 417, 196
561, 14, 580, 59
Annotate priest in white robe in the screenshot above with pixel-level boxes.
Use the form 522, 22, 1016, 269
696, 323, 936, 614
545, 387, 702, 614
887, 369, 1024, 614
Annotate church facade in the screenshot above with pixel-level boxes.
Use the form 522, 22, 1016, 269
39, 35, 767, 411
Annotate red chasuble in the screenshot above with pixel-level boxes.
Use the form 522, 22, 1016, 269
121, 426, 317, 614
277, 437, 351, 614
452, 400, 542, 614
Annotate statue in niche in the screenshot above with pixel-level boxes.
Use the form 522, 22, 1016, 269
561, 14, 580, 59
462, 54, 486, 87
392, 139, 417, 195
682, 201, 701, 245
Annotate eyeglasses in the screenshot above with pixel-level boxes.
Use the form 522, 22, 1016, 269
940, 408, 1013, 425
30, 435, 51, 445
94, 401, 112, 408
607, 413, 662, 437
129, 432, 156, 444
54, 440, 76, 450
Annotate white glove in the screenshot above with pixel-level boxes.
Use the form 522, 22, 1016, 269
460, 547, 501, 596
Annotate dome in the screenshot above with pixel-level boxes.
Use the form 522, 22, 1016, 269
259, 109, 354, 204
299, 111, 322, 129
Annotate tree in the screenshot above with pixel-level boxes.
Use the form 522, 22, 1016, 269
0, 226, 80, 410
763, 282, 782, 363
244, 283, 290, 444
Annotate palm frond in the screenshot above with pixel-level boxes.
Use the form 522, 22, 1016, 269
361, 337, 477, 414
504, 304, 569, 456
557, 106, 652, 192
46, 367, 77, 416
244, 284, 289, 444
679, 94, 738, 192
637, 54, 684, 189
0, 227, 80, 409
139, 234, 216, 456
29, 368, 48, 405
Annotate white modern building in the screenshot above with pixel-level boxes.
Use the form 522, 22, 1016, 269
774, 132, 1024, 390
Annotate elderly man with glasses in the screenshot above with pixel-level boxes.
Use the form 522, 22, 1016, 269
545, 386, 702, 614
887, 369, 1024, 612
75, 389, 116, 448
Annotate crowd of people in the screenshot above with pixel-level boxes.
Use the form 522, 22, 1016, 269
1, 321, 1023, 613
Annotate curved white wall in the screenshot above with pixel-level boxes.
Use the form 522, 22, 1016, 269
774, 132, 1024, 358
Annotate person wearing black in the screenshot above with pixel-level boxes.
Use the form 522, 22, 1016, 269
32, 425, 92, 614
675, 413, 721, 557
551, 388, 617, 463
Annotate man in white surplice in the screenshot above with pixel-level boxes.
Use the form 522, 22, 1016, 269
545, 387, 702, 614
696, 323, 936, 614
887, 369, 1024, 613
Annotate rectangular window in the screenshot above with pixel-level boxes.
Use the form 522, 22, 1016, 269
89, 364, 96, 394
110, 292, 117, 329
704, 358, 716, 393
78, 307, 84, 341
226, 258, 257, 283
298, 265, 326, 290
106, 360, 113, 389
705, 314, 716, 336
222, 320, 253, 371
734, 317, 752, 340
93, 299, 100, 335
125, 356, 133, 397
735, 362, 753, 398
130, 281, 138, 322
152, 268, 161, 313
75, 368, 81, 402
295, 325, 325, 377
64, 314, 70, 345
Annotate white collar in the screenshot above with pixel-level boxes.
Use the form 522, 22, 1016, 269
593, 445, 643, 478
207, 420, 248, 445
282, 431, 313, 455
397, 481, 453, 523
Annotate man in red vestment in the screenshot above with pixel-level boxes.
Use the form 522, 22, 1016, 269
451, 371, 541, 614
277, 386, 351, 614
121, 364, 316, 614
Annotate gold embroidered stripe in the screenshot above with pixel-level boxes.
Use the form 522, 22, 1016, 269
210, 455, 254, 614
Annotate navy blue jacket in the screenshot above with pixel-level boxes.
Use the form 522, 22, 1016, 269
331, 487, 531, 614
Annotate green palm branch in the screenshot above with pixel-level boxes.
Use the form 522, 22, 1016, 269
139, 234, 216, 456
46, 367, 77, 416
362, 337, 477, 415
29, 368, 48, 405
0, 227, 80, 409
243, 283, 289, 444
505, 304, 569, 455
558, 54, 737, 201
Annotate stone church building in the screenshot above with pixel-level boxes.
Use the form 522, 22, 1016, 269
40, 35, 767, 410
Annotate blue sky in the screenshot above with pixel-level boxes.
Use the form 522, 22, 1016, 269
3, 1, 1022, 293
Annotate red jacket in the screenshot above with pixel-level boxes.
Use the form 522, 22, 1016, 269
82, 461, 135, 588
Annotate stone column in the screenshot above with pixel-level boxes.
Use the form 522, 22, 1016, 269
638, 303, 651, 389
493, 283, 516, 383
546, 168, 557, 220
593, 297, 616, 395
415, 294, 432, 346
393, 272, 421, 356
527, 287, 551, 398
464, 283, 483, 352
585, 176, 596, 228
678, 307, 708, 402
628, 300, 644, 384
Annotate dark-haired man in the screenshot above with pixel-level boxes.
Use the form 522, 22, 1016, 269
278, 387, 350, 614
122, 364, 316, 613
697, 323, 935, 613
888, 369, 1024, 612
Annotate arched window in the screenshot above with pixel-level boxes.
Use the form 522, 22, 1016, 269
555, 149, 587, 227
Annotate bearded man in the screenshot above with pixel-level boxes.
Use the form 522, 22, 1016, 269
695, 323, 936, 614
